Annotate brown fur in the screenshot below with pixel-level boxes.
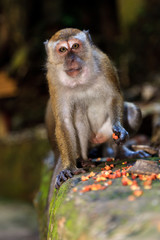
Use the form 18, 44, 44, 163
45, 28, 132, 189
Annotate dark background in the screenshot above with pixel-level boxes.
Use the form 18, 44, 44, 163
0, 0, 159, 133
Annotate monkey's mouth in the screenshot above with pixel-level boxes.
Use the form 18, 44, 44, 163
65, 67, 82, 77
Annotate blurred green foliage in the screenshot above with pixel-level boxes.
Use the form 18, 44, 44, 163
0, 139, 50, 201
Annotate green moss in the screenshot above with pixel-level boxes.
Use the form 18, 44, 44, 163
34, 164, 53, 240
48, 181, 70, 239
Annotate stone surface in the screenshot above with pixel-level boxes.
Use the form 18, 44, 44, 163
37, 158, 160, 240
0, 201, 39, 240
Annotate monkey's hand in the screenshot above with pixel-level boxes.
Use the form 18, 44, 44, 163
55, 168, 86, 189
112, 124, 129, 145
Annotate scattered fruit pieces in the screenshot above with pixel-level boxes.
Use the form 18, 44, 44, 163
104, 165, 111, 171
106, 158, 114, 162
133, 189, 143, 197
122, 161, 127, 165
128, 195, 136, 201
88, 172, 96, 177
95, 175, 107, 182
78, 158, 159, 200
107, 180, 112, 185
81, 176, 89, 181
72, 187, 77, 192
81, 172, 96, 181
80, 184, 106, 193
112, 133, 119, 140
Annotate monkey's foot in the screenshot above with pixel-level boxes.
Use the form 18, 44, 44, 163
55, 168, 86, 189
116, 146, 150, 159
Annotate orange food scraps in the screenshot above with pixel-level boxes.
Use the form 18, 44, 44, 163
110, 174, 116, 179
116, 172, 122, 178
131, 174, 137, 180
112, 133, 118, 140
130, 185, 140, 191
121, 177, 129, 186
106, 158, 114, 162
80, 184, 106, 193
91, 184, 106, 191
139, 175, 148, 181
104, 165, 111, 171
121, 176, 133, 186
107, 180, 112, 185
143, 180, 152, 186
144, 185, 152, 190
81, 176, 89, 181
156, 174, 160, 179
79, 159, 159, 196
143, 180, 152, 189
132, 180, 138, 185
133, 189, 143, 197
101, 171, 110, 177
95, 175, 107, 182
122, 171, 127, 176
128, 195, 136, 201
151, 173, 157, 180
122, 161, 127, 165
96, 157, 101, 161
81, 172, 96, 181
72, 187, 77, 192
88, 172, 96, 177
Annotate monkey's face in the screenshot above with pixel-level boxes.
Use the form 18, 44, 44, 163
56, 37, 86, 78
46, 29, 94, 87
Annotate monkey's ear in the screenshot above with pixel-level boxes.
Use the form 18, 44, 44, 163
83, 30, 93, 45
44, 40, 49, 54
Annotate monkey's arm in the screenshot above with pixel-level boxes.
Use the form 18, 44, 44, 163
50, 93, 85, 188
110, 96, 129, 145
52, 97, 78, 169
103, 57, 129, 144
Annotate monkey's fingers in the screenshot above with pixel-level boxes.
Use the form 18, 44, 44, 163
113, 126, 129, 145
119, 130, 129, 143
119, 146, 151, 159
132, 150, 150, 158
55, 169, 74, 189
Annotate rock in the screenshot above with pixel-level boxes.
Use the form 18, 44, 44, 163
131, 145, 158, 155
127, 159, 160, 175
37, 158, 160, 240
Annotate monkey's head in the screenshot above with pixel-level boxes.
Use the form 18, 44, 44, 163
45, 28, 96, 88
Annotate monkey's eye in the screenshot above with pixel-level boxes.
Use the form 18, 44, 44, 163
59, 47, 67, 53
72, 43, 79, 49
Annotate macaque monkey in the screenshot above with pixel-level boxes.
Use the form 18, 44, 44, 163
45, 28, 149, 189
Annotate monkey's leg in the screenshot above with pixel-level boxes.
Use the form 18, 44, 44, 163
114, 102, 150, 158
74, 108, 96, 168
74, 108, 89, 161
46, 100, 83, 189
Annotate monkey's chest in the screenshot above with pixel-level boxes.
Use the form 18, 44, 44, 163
87, 100, 109, 133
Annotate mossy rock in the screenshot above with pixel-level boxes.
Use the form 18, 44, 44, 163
40, 158, 160, 240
